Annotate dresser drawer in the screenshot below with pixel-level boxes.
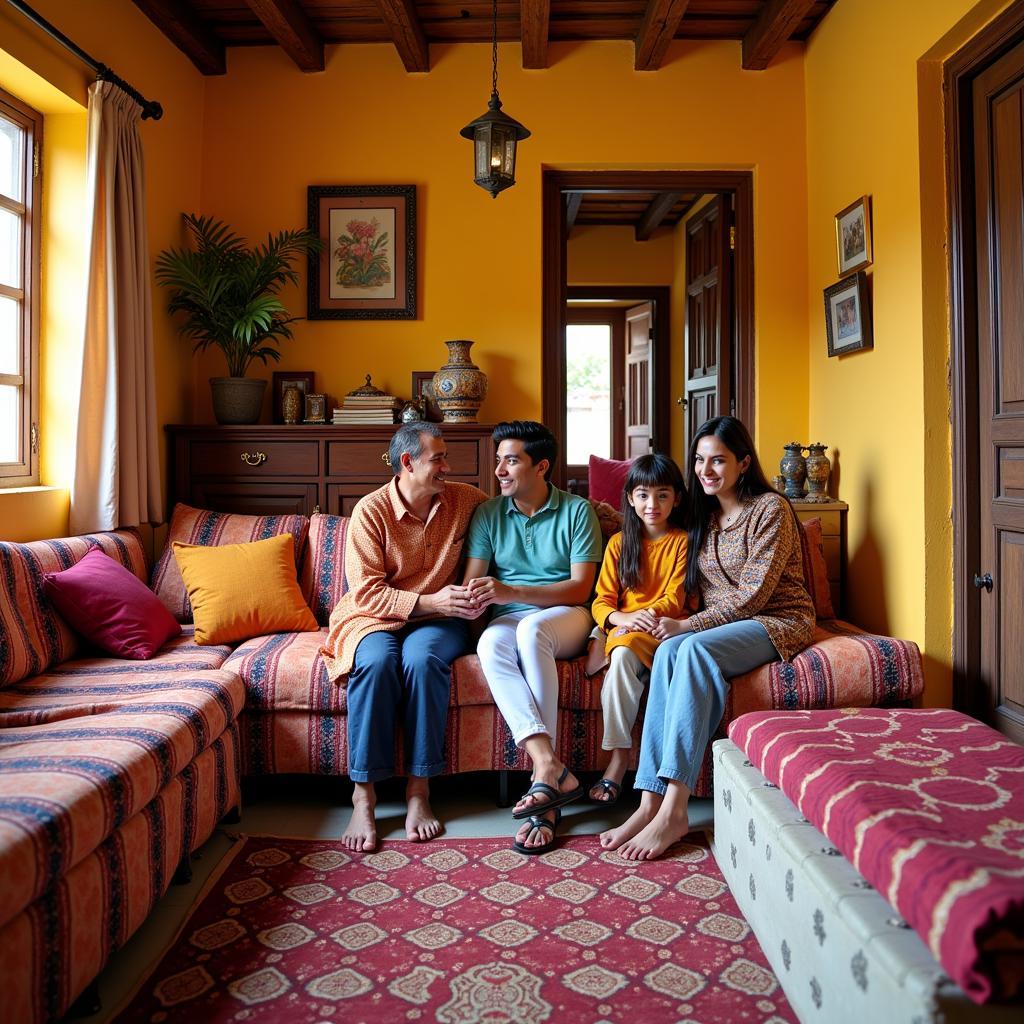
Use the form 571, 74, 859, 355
325, 439, 484, 478
191, 440, 319, 477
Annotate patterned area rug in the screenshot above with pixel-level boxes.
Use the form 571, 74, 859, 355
117, 832, 796, 1022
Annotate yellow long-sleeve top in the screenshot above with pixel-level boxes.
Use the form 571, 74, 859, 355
590, 528, 690, 669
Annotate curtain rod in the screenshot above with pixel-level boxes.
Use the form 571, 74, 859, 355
6, 0, 163, 120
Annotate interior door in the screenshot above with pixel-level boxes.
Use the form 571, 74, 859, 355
974, 39, 1024, 742
625, 302, 654, 458
684, 195, 733, 452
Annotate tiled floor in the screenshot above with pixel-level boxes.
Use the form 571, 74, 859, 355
69, 772, 712, 1023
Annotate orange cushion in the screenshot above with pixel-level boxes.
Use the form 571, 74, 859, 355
172, 534, 318, 645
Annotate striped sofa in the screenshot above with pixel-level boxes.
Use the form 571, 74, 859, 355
0, 509, 925, 1020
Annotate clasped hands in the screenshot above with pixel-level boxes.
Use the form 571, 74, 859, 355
611, 609, 688, 641
429, 576, 511, 619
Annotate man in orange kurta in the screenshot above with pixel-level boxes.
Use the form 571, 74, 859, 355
322, 422, 486, 852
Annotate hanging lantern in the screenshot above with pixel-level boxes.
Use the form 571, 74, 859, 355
460, 0, 530, 198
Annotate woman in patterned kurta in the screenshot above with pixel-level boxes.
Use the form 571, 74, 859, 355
602, 416, 815, 860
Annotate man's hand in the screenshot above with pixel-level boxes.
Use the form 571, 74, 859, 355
650, 616, 691, 641
465, 575, 512, 610
418, 584, 483, 619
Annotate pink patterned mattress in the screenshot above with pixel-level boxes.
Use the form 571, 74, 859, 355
729, 708, 1024, 1004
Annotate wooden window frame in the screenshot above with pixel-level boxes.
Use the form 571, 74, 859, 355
0, 88, 41, 486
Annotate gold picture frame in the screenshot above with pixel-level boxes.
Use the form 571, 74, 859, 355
835, 195, 872, 276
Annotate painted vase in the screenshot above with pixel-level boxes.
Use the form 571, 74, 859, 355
779, 442, 808, 500
282, 383, 302, 425
804, 442, 832, 503
432, 340, 488, 423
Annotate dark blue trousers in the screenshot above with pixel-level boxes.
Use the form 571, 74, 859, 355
346, 618, 470, 783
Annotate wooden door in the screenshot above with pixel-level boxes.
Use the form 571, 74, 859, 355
974, 39, 1024, 742
684, 196, 733, 452
625, 302, 654, 458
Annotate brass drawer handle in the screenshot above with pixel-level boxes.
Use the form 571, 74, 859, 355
381, 451, 392, 468
241, 451, 267, 467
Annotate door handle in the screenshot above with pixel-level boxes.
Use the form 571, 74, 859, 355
973, 572, 993, 592
676, 396, 687, 407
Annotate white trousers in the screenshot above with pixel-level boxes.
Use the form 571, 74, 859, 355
601, 646, 650, 750
477, 606, 593, 746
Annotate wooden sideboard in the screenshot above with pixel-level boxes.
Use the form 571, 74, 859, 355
166, 424, 498, 519
793, 500, 848, 616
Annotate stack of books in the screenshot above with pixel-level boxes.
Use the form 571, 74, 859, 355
332, 392, 401, 424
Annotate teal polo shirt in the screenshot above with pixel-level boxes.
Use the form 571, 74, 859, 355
465, 485, 604, 618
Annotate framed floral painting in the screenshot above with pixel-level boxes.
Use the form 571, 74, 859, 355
307, 185, 416, 319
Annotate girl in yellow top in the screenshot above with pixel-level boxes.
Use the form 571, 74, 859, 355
588, 453, 690, 804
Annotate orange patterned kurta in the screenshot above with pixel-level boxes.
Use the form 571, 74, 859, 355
321, 479, 486, 680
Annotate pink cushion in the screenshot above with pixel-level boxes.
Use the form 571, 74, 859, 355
43, 547, 181, 659
588, 455, 633, 510
798, 517, 835, 618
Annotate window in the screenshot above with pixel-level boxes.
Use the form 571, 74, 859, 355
566, 321, 613, 464
0, 88, 41, 485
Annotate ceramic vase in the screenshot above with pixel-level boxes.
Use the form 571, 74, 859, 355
804, 443, 832, 503
432, 340, 488, 422
779, 442, 808, 500
282, 383, 302, 424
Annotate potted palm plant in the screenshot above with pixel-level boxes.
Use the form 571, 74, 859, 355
156, 214, 323, 424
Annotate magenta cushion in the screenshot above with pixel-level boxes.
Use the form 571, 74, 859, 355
43, 547, 182, 659
588, 454, 634, 510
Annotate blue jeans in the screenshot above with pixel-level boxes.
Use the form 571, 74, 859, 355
635, 620, 779, 794
346, 619, 470, 783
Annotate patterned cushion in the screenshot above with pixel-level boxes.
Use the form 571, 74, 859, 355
729, 709, 1024, 1004
0, 530, 147, 687
0, 667, 243, 931
299, 514, 350, 625
798, 517, 835, 618
151, 504, 309, 623
224, 629, 339, 713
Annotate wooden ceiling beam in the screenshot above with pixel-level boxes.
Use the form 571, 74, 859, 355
372, 0, 430, 73
244, 0, 324, 72
132, 0, 226, 75
566, 192, 583, 230
635, 191, 681, 241
521, 0, 551, 69
742, 0, 816, 71
635, 0, 692, 71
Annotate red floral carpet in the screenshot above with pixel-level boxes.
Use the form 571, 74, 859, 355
117, 832, 796, 1023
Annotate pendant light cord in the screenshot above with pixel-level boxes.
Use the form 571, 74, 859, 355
491, 0, 499, 97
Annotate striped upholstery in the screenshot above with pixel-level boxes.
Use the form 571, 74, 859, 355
0, 725, 240, 1024
299, 514, 350, 626
151, 503, 310, 622
0, 530, 147, 687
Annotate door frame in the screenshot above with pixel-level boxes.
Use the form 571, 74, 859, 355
543, 169, 754, 489
946, 2, 1024, 716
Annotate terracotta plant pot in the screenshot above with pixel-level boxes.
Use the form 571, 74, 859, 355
210, 377, 267, 425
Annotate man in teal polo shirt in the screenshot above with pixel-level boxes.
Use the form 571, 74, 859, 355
463, 420, 603, 854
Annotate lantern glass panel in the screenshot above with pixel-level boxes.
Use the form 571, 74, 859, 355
474, 134, 488, 178
503, 137, 516, 177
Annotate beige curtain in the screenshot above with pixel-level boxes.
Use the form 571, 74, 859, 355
70, 81, 162, 534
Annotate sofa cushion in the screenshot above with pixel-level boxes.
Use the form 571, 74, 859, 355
173, 535, 318, 645
300, 513, 350, 626
152, 503, 310, 623
588, 454, 633, 510
0, 530, 148, 688
798, 517, 835, 619
0, 667, 244, 930
42, 547, 181, 660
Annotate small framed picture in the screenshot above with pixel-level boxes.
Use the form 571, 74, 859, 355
303, 393, 327, 423
411, 371, 443, 422
835, 195, 872, 276
824, 272, 873, 357
272, 370, 314, 424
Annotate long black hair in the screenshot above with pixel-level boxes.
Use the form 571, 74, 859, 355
618, 453, 688, 591
684, 416, 779, 593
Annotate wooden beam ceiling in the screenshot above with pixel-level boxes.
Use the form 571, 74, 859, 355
635, 191, 681, 241
244, 0, 324, 72
635, 0, 692, 72
132, 0, 226, 75
373, 0, 430, 72
742, 0, 817, 70
521, 0, 551, 70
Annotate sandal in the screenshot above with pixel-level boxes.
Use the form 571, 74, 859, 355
589, 778, 621, 805
513, 809, 560, 855
511, 765, 584, 820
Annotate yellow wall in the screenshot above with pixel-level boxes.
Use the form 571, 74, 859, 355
197, 39, 810, 460
568, 225, 676, 286
0, 0, 205, 540
804, 0, 1016, 705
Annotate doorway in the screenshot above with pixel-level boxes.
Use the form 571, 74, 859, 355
948, 5, 1024, 741
542, 170, 755, 489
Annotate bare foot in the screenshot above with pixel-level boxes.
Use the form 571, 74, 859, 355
600, 796, 660, 849
343, 783, 376, 852
405, 777, 442, 841
590, 749, 629, 801
515, 809, 557, 851
618, 805, 690, 861
514, 761, 580, 817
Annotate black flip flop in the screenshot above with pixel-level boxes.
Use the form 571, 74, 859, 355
511, 765, 584, 819
589, 778, 621, 805
513, 810, 560, 855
